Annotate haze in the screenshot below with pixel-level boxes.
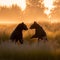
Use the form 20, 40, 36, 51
0, 0, 60, 24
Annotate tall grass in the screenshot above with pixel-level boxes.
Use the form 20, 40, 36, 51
0, 40, 60, 60
0, 32, 9, 43
0, 23, 60, 60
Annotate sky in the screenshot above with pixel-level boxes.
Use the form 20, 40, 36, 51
0, 0, 60, 24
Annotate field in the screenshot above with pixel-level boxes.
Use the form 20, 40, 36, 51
0, 22, 60, 60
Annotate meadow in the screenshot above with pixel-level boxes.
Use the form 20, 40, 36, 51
0, 22, 60, 60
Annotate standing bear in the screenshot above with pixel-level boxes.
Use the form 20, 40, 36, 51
30, 22, 48, 43
10, 22, 28, 44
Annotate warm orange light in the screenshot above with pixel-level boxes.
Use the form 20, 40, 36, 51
0, 21, 20, 24
0, 0, 26, 11
43, 0, 56, 16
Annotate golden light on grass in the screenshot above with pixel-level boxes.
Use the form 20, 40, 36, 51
0, 21, 20, 24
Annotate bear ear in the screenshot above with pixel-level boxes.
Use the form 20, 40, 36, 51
22, 22, 24, 24
34, 21, 36, 24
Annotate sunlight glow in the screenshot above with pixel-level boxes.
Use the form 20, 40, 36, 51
0, 21, 20, 24
0, 0, 26, 11
43, 0, 56, 15
50, 20, 59, 23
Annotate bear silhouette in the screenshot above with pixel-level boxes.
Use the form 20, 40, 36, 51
30, 22, 48, 43
10, 22, 28, 44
